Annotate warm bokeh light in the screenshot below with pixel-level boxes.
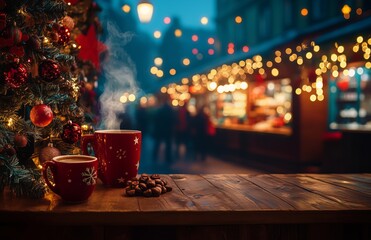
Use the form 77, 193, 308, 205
128, 94, 136, 102
342, 4, 351, 15
192, 35, 198, 42
169, 68, 176, 75
153, 30, 161, 38
192, 48, 198, 55
208, 49, 215, 55
119, 95, 128, 103
154, 57, 163, 66
182, 58, 190, 66
235, 16, 242, 24
301, 8, 308, 16
208, 37, 215, 45
163, 17, 171, 24
200, 17, 208, 25
242, 46, 249, 52
174, 29, 182, 37
122, 4, 130, 13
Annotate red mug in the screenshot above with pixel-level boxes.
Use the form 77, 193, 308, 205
81, 130, 142, 187
42, 155, 98, 202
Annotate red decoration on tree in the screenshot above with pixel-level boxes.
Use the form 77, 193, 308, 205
64, 0, 80, 5
76, 25, 107, 71
60, 120, 82, 144
0, 25, 22, 47
30, 104, 54, 127
14, 133, 28, 147
4, 144, 16, 156
57, 26, 70, 45
0, 13, 6, 31
39, 59, 61, 82
39, 143, 61, 163
3, 63, 28, 88
62, 16, 75, 30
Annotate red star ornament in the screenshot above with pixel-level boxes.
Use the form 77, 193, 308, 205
76, 25, 107, 71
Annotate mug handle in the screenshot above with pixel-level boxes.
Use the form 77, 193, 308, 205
81, 134, 95, 155
42, 161, 59, 195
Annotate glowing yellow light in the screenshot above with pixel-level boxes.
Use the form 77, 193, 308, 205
316, 81, 323, 89
128, 94, 136, 102
284, 113, 292, 122
331, 54, 338, 62
235, 16, 242, 24
153, 31, 161, 38
301, 8, 308, 16
332, 70, 339, 78
160, 87, 167, 93
240, 82, 248, 90
154, 57, 163, 66
337, 45, 344, 53
183, 58, 190, 66
313, 45, 320, 52
342, 4, 351, 15
156, 70, 164, 77
310, 94, 317, 102
366, 62, 371, 69
171, 99, 179, 106
285, 48, 292, 55
120, 95, 128, 103
296, 45, 302, 52
140, 96, 148, 105
208, 82, 217, 91
306, 52, 313, 59
316, 89, 323, 95
356, 8, 362, 15
169, 68, 176, 75
7, 118, 13, 127
122, 4, 131, 13
150, 66, 158, 74
258, 68, 265, 75
174, 29, 182, 37
181, 78, 189, 84
271, 68, 279, 77
266, 61, 273, 68
200, 17, 208, 25
295, 88, 302, 95
275, 57, 282, 63
357, 36, 363, 43
297, 58, 303, 65
340, 61, 347, 68
318, 95, 324, 101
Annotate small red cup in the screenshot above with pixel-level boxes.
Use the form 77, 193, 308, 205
42, 155, 98, 202
81, 130, 142, 187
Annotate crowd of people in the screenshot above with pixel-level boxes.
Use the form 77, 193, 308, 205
119, 94, 216, 164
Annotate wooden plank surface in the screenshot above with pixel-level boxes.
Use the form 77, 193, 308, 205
1, 174, 371, 226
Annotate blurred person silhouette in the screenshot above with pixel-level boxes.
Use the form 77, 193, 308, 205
175, 102, 192, 160
152, 94, 176, 163
192, 105, 215, 161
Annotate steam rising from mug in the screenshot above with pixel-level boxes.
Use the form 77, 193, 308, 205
99, 22, 140, 129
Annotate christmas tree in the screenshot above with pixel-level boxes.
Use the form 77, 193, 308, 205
0, 0, 99, 198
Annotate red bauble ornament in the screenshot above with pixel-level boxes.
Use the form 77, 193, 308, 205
30, 104, 54, 127
4, 144, 16, 156
60, 120, 82, 144
14, 133, 28, 147
3, 63, 28, 88
57, 26, 70, 45
39, 143, 61, 163
0, 25, 22, 47
39, 59, 61, 82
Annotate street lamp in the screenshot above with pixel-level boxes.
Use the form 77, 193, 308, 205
137, 0, 153, 23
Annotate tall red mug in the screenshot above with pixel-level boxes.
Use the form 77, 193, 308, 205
81, 130, 142, 187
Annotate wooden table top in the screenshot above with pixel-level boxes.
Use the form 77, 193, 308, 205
1, 174, 371, 226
